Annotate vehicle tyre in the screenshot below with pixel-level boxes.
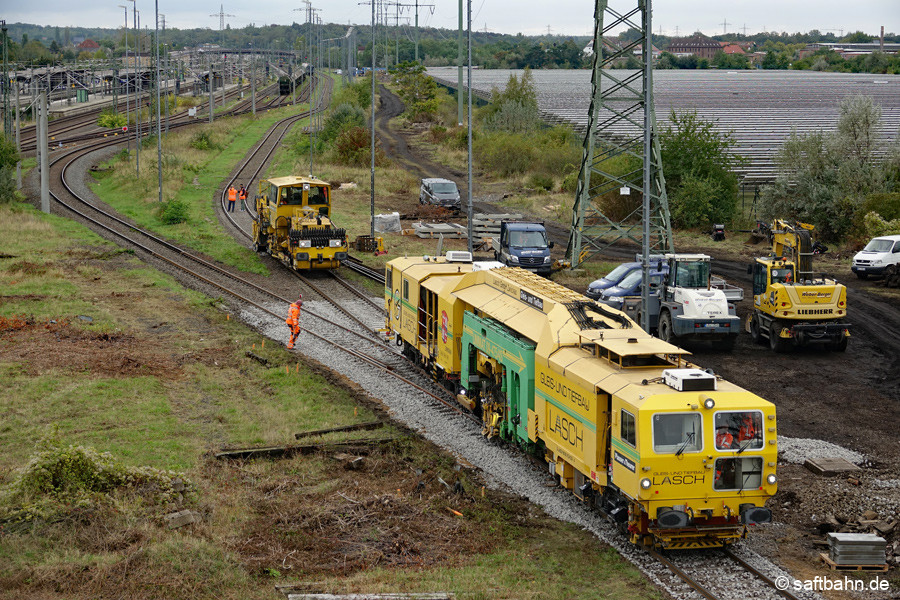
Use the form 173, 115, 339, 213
749, 314, 763, 344
254, 234, 268, 253
884, 265, 899, 287
769, 321, 787, 352
855, 272, 868, 280
829, 335, 848, 352
658, 311, 675, 344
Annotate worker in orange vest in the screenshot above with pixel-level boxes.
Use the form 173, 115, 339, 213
716, 426, 734, 450
738, 414, 758, 442
238, 185, 248, 211
227, 185, 237, 212
286, 294, 303, 349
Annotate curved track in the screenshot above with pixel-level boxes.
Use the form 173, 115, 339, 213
40, 75, 480, 433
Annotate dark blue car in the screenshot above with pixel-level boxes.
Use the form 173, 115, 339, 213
596, 266, 669, 310
585, 256, 665, 300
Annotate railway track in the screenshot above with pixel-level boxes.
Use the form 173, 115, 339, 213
648, 547, 808, 600
219, 74, 387, 322
39, 73, 481, 435
18, 79, 302, 154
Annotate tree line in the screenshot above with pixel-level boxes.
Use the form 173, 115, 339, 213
3, 22, 898, 73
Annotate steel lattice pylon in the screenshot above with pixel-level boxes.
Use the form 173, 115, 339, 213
566, 0, 673, 267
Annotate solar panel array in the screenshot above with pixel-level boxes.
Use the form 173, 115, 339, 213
426, 68, 900, 184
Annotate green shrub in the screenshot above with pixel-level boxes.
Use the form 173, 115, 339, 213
159, 198, 190, 224
331, 75, 372, 110
483, 99, 540, 133
863, 210, 900, 237
97, 109, 127, 129
561, 170, 579, 193
670, 174, 737, 228
331, 126, 387, 167
428, 125, 448, 143
475, 132, 534, 176
449, 126, 470, 151
527, 173, 554, 191
322, 103, 367, 142
0, 435, 194, 523
189, 130, 219, 151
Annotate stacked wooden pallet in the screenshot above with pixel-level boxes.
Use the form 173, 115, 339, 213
471, 213, 524, 245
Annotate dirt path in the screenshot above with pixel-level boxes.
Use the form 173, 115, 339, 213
376, 85, 470, 205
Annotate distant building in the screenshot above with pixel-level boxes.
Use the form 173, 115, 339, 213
666, 34, 722, 60
799, 42, 900, 59
77, 39, 100, 51
721, 44, 746, 55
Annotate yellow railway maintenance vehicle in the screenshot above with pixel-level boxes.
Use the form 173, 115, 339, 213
385, 252, 777, 550
253, 176, 349, 270
747, 220, 850, 352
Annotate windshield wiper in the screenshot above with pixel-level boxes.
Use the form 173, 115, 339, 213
676, 431, 695, 456
736, 437, 757, 454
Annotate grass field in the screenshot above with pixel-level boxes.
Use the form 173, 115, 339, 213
0, 184, 661, 598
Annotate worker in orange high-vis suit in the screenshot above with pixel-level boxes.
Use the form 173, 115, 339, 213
227, 185, 237, 212
286, 294, 303, 349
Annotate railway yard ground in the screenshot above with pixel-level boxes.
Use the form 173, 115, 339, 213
2, 75, 900, 599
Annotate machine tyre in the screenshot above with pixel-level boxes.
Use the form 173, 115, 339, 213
658, 311, 675, 344
829, 335, 848, 352
749, 314, 763, 344
769, 321, 787, 352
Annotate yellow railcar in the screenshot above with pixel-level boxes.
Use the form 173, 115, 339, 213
385, 253, 777, 549
253, 176, 349, 270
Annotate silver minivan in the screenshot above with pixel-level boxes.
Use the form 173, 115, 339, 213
419, 178, 461, 212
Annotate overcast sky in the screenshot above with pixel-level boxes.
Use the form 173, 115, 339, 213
4, 1, 896, 38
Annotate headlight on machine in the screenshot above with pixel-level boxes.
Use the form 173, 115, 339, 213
509, 255, 519, 264
544, 255, 552, 264
703, 397, 715, 410
640, 478, 652, 490
766, 474, 777, 485
329, 239, 343, 248
298, 240, 312, 248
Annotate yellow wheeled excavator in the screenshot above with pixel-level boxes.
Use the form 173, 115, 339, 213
746, 220, 850, 352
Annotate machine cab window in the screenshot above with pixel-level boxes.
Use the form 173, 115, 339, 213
621, 410, 636, 447
653, 413, 702, 454
770, 267, 794, 285
673, 260, 709, 288
307, 185, 329, 205
279, 186, 303, 206
714, 410, 763, 451
714, 457, 763, 490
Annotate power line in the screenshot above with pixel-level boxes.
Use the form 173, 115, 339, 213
210, 4, 235, 45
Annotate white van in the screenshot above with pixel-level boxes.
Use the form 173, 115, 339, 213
851, 234, 900, 279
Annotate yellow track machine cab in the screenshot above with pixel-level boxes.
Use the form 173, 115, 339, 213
253, 176, 349, 270
385, 253, 778, 550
